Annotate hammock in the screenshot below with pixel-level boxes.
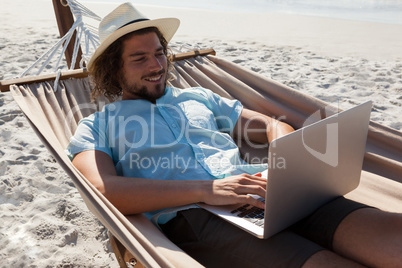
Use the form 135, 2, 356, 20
5, 52, 402, 267
1, 0, 401, 266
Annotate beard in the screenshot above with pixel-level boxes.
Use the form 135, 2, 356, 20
121, 69, 167, 103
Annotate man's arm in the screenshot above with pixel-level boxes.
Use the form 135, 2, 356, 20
232, 108, 295, 144
72, 150, 267, 215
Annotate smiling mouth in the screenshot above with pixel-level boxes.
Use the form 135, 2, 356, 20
145, 75, 162, 82
144, 70, 165, 83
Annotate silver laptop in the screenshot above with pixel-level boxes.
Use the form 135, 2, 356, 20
198, 101, 372, 239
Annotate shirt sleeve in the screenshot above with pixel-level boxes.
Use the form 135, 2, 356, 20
65, 112, 112, 160
198, 88, 243, 135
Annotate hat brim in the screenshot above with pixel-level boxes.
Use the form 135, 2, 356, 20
87, 17, 180, 71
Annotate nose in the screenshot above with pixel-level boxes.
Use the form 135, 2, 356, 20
148, 55, 163, 72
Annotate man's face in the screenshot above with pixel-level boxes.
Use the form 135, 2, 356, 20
120, 32, 168, 102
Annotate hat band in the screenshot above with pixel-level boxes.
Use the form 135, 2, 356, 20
118, 18, 150, 29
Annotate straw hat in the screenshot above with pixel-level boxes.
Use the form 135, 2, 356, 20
87, 2, 180, 71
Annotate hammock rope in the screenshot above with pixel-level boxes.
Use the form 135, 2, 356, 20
19, 0, 101, 78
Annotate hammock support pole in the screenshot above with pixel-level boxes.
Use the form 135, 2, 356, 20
52, 0, 83, 69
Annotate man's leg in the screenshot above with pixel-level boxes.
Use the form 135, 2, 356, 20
160, 208, 363, 268
302, 250, 365, 268
292, 197, 402, 267
332, 208, 402, 268
160, 201, 402, 267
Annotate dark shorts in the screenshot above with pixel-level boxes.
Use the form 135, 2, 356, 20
160, 197, 369, 268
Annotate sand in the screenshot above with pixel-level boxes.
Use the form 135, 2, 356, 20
0, 0, 401, 267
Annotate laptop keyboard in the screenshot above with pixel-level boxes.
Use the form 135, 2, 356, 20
230, 198, 265, 227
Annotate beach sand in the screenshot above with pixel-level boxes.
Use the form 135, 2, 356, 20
0, 0, 401, 267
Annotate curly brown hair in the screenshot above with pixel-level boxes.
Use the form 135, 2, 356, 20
89, 27, 171, 102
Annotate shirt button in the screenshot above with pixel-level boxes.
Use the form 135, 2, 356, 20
172, 124, 177, 128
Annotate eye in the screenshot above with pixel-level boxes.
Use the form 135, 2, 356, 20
132, 57, 145, 62
156, 50, 165, 57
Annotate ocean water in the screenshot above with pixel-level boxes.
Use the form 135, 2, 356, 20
82, 0, 402, 25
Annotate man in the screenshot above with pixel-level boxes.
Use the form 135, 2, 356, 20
67, 3, 402, 267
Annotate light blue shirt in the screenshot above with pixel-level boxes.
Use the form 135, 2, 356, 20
66, 86, 267, 221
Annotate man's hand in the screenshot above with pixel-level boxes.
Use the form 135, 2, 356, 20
200, 173, 267, 209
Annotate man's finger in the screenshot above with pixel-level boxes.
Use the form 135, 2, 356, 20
243, 195, 265, 209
